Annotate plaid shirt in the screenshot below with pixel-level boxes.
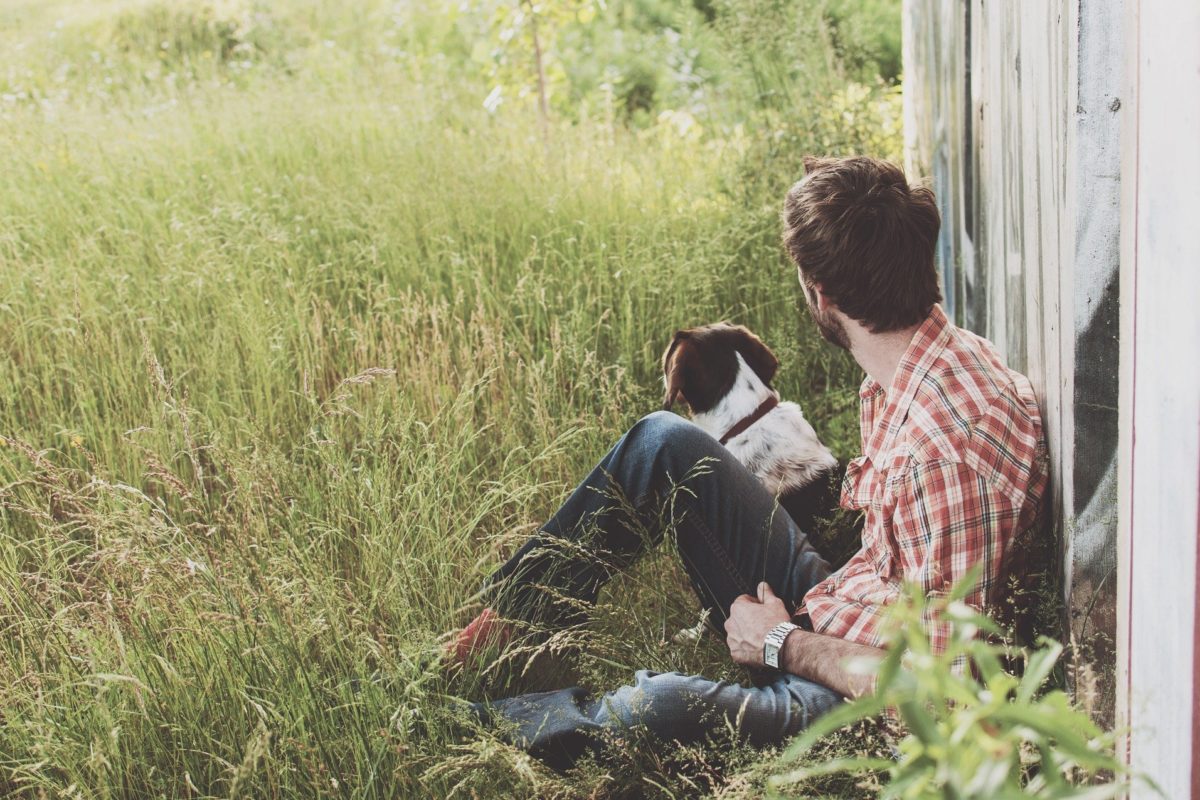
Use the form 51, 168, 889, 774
801, 304, 1048, 654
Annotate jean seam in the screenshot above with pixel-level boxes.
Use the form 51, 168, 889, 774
686, 503, 755, 599
636, 478, 754, 601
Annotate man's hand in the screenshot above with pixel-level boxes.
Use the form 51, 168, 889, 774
726, 581, 885, 699
725, 582, 792, 667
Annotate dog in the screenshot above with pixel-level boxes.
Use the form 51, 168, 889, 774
661, 322, 839, 533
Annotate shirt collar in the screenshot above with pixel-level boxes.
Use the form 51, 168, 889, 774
862, 304, 952, 459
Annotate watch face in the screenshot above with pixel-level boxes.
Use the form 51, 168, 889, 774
764, 637, 780, 668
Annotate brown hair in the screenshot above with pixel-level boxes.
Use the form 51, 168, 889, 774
782, 156, 942, 332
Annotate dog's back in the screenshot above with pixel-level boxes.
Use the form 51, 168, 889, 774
661, 323, 839, 531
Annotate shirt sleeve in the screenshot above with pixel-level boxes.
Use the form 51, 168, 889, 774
889, 458, 1021, 654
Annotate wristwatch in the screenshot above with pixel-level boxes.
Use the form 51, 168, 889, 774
763, 621, 800, 669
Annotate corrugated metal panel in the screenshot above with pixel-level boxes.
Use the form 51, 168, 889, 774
903, 0, 1122, 722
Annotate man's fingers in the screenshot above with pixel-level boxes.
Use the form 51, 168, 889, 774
758, 581, 779, 601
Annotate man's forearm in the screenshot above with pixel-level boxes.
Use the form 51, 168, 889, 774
724, 584, 887, 698
780, 629, 884, 699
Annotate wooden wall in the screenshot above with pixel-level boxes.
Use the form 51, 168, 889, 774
1116, 1, 1200, 795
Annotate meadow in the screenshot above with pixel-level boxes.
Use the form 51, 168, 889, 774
0, 1, 905, 796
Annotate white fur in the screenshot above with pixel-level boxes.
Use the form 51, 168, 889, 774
685, 353, 837, 495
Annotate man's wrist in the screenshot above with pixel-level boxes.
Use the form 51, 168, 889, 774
777, 628, 886, 700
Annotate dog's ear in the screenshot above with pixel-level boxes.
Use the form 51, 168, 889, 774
662, 331, 690, 409
730, 326, 779, 386
663, 327, 741, 413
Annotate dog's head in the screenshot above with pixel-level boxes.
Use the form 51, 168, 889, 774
661, 322, 779, 413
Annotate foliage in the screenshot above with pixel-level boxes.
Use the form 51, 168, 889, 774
824, 0, 903, 84
771, 567, 1132, 799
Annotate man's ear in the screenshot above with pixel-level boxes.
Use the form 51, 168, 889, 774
731, 327, 779, 386
806, 281, 835, 311
809, 281, 834, 312
662, 332, 691, 409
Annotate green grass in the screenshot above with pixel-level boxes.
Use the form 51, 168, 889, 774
0, 1, 901, 796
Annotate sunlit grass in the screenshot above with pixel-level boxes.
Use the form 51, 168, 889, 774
0, 1, 898, 796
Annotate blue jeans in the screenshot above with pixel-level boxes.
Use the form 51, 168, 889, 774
477, 411, 843, 766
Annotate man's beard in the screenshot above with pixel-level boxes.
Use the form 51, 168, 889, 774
808, 300, 851, 350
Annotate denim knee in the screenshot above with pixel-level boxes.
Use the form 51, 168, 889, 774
626, 411, 722, 468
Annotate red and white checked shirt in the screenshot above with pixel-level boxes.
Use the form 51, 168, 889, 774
800, 304, 1048, 654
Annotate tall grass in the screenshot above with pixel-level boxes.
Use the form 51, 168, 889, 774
0, 1, 901, 796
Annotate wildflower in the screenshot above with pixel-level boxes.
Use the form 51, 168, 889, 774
483, 85, 503, 114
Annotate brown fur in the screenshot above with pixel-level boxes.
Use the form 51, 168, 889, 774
661, 322, 779, 414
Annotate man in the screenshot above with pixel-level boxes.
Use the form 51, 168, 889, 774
449, 156, 1048, 767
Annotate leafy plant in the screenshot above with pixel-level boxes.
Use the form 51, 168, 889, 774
771, 566, 1136, 799
823, 0, 903, 84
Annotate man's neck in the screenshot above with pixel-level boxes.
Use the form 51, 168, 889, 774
846, 322, 922, 393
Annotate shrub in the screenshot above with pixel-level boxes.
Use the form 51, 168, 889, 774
771, 567, 1133, 799
824, 0, 903, 84
103, 1, 290, 66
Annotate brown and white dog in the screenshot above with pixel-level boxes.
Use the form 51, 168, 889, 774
661, 322, 839, 532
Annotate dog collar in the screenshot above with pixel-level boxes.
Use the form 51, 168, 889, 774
719, 395, 779, 445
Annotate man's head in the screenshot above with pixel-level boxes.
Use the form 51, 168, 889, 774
782, 156, 942, 343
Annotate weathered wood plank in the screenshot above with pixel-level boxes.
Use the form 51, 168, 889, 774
1117, 1, 1200, 795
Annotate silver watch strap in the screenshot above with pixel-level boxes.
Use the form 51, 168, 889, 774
763, 621, 799, 668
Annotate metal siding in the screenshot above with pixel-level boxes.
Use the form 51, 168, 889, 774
903, 0, 1122, 724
